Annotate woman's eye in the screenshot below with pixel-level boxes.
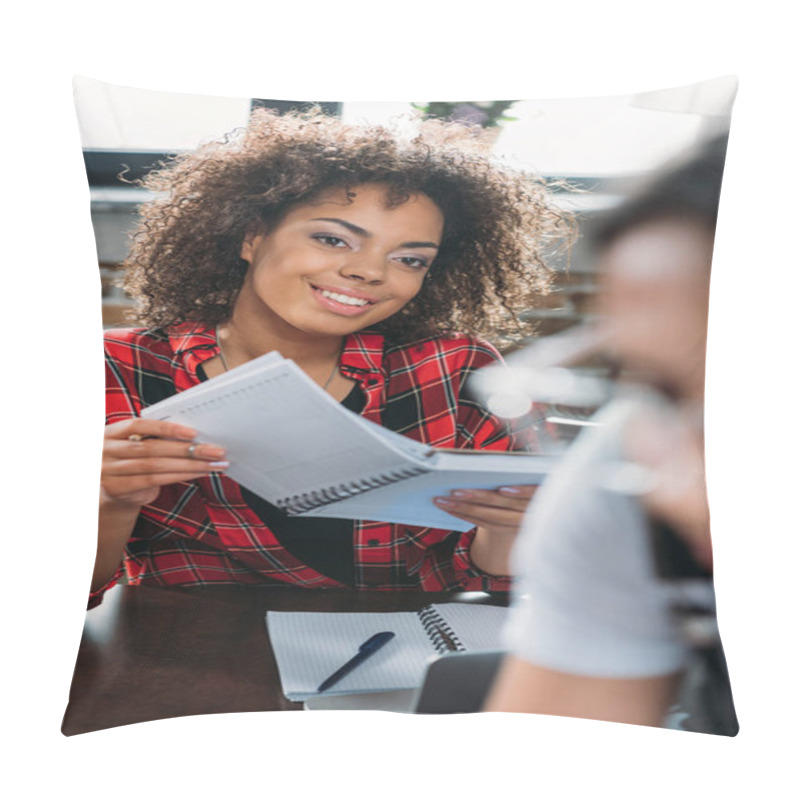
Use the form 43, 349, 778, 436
312, 234, 348, 248
396, 256, 430, 270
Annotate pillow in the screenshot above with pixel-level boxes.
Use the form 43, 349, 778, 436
64, 75, 738, 737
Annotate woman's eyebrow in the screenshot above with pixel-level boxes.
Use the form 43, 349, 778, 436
311, 217, 439, 249
311, 218, 370, 237
401, 241, 440, 250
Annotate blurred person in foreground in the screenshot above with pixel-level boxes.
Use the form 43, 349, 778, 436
484, 134, 738, 734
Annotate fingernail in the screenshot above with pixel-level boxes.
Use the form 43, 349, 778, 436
498, 486, 523, 495
451, 490, 473, 498
434, 498, 455, 507
209, 461, 230, 469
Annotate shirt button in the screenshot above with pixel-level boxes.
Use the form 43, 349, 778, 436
368, 538, 380, 546
366, 378, 379, 386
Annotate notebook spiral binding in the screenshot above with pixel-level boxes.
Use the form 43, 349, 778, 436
416, 605, 466, 655
278, 465, 431, 515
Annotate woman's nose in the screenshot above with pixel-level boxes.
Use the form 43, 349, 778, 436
339, 253, 386, 284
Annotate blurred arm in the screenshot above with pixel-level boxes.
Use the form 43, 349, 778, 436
485, 654, 681, 727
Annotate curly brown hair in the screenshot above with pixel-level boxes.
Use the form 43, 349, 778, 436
123, 108, 573, 344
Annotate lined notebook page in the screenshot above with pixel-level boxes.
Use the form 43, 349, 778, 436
142, 358, 424, 503
266, 604, 508, 699
431, 604, 508, 651
267, 610, 438, 699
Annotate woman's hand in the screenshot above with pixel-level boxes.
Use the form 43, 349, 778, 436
624, 403, 712, 569
93, 418, 229, 593
433, 485, 538, 576
101, 418, 229, 509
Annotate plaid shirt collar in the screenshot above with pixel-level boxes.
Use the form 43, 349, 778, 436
166, 322, 385, 381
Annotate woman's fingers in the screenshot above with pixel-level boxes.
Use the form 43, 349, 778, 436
105, 436, 227, 463
104, 417, 227, 465
101, 417, 228, 504
105, 418, 198, 442
441, 486, 538, 511
103, 455, 228, 476
433, 486, 538, 530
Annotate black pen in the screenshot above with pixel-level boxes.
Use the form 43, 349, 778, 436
317, 631, 396, 693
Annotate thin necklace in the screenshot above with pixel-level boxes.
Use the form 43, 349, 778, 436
322, 360, 339, 391
216, 327, 340, 390
216, 327, 230, 372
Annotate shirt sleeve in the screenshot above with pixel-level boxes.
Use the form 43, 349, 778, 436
502, 400, 691, 678
409, 527, 513, 592
104, 332, 146, 424
87, 564, 125, 609
90, 335, 144, 608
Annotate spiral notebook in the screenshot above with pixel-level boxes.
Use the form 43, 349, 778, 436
266, 603, 507, 700
141, 352, 555, 530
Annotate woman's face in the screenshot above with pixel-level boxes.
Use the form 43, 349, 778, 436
236, 183, 444, 342
596, 217, 713, 401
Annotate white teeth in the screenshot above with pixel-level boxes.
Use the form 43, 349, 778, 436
320, 289, 369, 306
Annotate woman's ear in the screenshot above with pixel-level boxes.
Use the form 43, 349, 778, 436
240, 230, 263, 263
241, 216, 278, 262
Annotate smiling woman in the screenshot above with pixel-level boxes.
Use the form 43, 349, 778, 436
93, 108, 572, 607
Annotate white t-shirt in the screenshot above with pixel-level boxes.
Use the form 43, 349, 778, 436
503, 395, 716, 678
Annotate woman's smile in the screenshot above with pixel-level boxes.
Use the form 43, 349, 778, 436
309, 282, 380, 316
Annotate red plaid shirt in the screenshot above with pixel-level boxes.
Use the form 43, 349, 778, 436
93, 323, 545, 607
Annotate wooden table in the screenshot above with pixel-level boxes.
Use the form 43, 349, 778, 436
62, 584, 506, 736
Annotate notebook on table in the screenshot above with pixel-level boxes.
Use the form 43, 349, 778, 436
266, 603, 507, 702
141, 352, 554, 531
